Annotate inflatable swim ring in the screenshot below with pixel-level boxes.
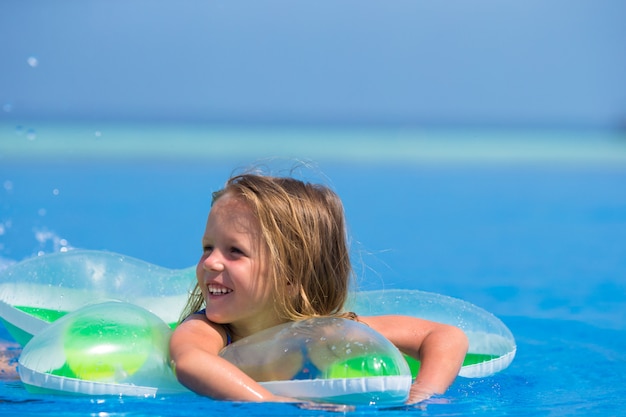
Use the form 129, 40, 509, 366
0, 250, 193, 345
1, 250, 516, 403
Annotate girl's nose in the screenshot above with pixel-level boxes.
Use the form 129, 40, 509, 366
203, 250, 224, 272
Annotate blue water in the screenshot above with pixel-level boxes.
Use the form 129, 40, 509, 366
1, 125, 626, 416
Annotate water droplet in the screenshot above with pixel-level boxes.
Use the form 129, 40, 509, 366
35, 229, 53, 244
52, 188, 60, 196
94, 130, 102, 138
15, 126, 24, 135
26, 128, 36, 141
38, 208, 47, 216
2, 103, 13, 113
3, 180, 13, 192
27, 56, 39, 67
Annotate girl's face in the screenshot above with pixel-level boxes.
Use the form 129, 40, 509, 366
196, 194, 283, 339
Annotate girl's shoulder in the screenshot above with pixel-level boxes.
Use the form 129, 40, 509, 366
174, 311, 232, 349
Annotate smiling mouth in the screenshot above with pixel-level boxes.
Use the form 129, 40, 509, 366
207, 284, 233, 296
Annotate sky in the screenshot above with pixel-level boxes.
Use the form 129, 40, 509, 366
1, 0, 625, 129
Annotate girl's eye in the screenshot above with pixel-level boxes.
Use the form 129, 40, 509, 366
230, 247, 244, 255
202, 245, 213, 253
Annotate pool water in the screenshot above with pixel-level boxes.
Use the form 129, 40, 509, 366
1, 124, 626, 416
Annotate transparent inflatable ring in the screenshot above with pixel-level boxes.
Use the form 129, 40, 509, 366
0, 250, 516, 403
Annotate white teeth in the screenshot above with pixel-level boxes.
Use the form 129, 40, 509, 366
207, 284, 232, 295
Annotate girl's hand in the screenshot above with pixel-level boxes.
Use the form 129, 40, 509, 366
359, 315, 469, 403
406, 381, 436, 404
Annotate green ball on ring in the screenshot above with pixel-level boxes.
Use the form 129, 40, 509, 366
324, 354, 402, 379
62, 315, 153, 381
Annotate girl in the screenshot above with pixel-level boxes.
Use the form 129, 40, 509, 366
169, 173, 468, 404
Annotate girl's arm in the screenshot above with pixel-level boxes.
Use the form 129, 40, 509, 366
169, 316, 284, 401
359, 315, 469, 404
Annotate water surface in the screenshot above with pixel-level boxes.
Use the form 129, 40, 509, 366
1, 124, 625, 416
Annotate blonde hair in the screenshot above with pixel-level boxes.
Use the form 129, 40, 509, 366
180, 173, 353, 323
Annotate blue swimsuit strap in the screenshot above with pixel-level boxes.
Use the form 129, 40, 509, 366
194, 308, 232, 346
291, 345, 323, 380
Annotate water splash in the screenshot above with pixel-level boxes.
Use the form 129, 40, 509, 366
0, 220, 11, 238
14, 126, 37, 140
33, 228, 73, 256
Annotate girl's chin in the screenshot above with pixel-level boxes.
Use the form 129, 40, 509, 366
203, 309, 230, 324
